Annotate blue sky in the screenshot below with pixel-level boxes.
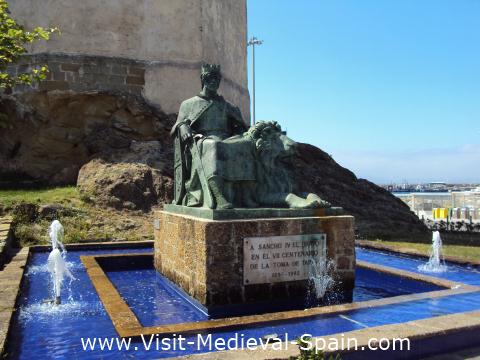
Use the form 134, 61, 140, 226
246, 0, 479, 184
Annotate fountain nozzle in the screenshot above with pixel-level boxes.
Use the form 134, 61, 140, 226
42, 297, 61, 305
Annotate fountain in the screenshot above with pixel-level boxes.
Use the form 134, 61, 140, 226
45, 220, 75, 305
418, 231, 448, 273
309, 259, 334, 299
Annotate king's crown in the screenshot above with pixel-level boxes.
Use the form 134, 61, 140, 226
201, 63, 221, 78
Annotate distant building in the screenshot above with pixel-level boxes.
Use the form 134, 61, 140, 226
425, 182, 448, 192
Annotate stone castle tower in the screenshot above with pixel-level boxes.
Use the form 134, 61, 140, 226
8, 0, 250, 119
0, 0, 249, 185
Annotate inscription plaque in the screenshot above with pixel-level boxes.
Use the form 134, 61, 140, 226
243, 234, 326, 285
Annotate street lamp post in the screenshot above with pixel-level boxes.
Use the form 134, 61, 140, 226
247, 36, 263, 125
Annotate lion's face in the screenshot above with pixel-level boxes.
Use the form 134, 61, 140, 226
263, 132, 296, 164
250, 121, 296, 194
251, 121, 297, 165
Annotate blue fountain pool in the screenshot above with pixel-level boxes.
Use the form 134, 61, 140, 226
5, 247, 480, 359
356, 247, 480, 286
105, 261, 442, 327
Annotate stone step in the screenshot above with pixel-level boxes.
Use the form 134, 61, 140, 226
0, 217, 14, 268
0, 247, 29, 355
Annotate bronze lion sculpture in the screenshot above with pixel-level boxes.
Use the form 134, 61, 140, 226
239, 121, 330, 209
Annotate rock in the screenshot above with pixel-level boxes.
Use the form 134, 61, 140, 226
293, 143, 429, 241
13, 203, 39, 223
77, 158, 173, 211
106, 140, 171, 172
0, 90, 174, 185
111, 109, 135, 133
76, 138, 174, 211
115, 219, 136, 231
50, 165, 81, 184
38, 203, 67, 220
39, 203, 61, 219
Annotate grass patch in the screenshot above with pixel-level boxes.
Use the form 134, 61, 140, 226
0, 186, 81, 208
370, 240, 480, 263
0, 186, 154, 246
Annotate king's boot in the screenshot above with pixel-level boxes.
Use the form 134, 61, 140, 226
207, 176, 233, 209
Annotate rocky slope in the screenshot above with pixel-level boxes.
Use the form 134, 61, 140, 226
0, 90, 428, 240
0, 90, 174, 185
293, 143, 429, 241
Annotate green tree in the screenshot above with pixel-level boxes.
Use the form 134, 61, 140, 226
0, 0, 58, 88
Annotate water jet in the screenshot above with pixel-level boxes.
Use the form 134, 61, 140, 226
45, 220, 75, 305
418, 231, 448, 273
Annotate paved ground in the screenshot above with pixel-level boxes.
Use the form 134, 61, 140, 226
0, 247, 29, 355
0, 216, 13, 266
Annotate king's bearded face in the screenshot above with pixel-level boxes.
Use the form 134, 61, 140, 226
203, 74, 221, 92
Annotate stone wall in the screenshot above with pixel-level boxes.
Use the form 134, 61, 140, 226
8, 54, 145, 95
154, 211, 355, 308
8, 0, 250, 119
0, 216, 14, 267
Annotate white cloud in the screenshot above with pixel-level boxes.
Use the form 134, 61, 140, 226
332, 144, 480, 184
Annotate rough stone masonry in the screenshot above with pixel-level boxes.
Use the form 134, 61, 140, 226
154, 211, 355, 308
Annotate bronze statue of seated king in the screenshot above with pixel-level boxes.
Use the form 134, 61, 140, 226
170, 64, 330, 210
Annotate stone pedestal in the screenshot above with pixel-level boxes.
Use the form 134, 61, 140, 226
154, 210, 355, 309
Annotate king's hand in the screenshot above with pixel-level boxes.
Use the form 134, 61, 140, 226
179, 123, 193, 143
